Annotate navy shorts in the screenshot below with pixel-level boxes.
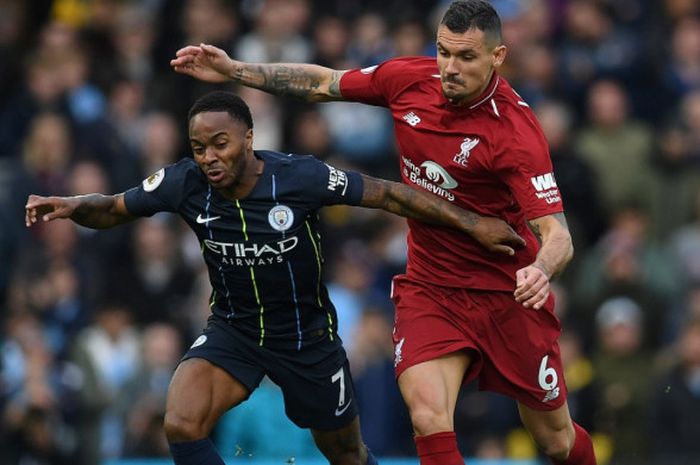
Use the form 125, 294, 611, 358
182, 317, 358, 431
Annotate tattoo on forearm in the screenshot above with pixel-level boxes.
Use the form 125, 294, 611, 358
265, 66, 321, 98
235, 64, 343, 100
529, 220, 542, 238
328, 71, 343, 97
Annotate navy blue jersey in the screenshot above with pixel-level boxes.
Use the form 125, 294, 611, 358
124, 150, 364, 349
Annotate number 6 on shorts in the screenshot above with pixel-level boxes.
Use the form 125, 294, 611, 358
538, 355, 558, 391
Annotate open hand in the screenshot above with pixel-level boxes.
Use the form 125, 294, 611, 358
470, 217, 526, 255
25, 195, 77, 227
170, 43, 235, 83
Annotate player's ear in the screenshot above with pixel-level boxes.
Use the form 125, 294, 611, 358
492, 45, 507, 69
245, 128, 253, 150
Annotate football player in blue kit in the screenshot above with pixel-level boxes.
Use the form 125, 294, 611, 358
25, 91, 524, 465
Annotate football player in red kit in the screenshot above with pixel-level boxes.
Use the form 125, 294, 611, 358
171, 1, 597, 464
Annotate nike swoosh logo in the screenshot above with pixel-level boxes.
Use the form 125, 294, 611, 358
334, 399, 353, 417
196, 214, 221, 224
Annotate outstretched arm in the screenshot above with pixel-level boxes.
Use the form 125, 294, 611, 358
359, 175, 526, 256
514, 213, 573, 309
170, 44, 347, 102
25, 193, 136, 229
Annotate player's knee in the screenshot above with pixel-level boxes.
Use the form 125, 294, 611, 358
163, 410, 208, 442
402, 384, 452, 435
408, 405, 451, 436
533, 428, 574, 461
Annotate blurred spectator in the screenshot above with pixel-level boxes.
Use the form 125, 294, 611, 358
660, 16, 700, 106
111, 6, 158, 84
327, 251, 372, 356
679, 90, 700, 160
346, 13, 393, 67
105, 216, 194, 331
557, 0, 646, 112
535, 99, 605, 250
312, 16, 350, 68
286, 108, 332, 158
592, 297, 652, 464
392, 19, 429, 57
574, 79, 655, 219
351, 308, 413, 455
235, 0, 310, 63
182, 0, 238, 48
455, 388, 520, 459
647, 124, 700, 240
558, 329, 598, 434
74, 78, 146, 193
69, 303, 141, 464
669, 189, 700, 287
0, 44, 68, 157
0, 0, 25, 108
240, 87, 283, 152
573, 205, 679, 348
650, 317, 700, 463
137, 112, 183, 177
21, 112, 73, 196
65, 159, 133, 276
1, 313, 80, 465
661, 0, 700, 24
122, 323, 182, 458
510, 43, 559, 108
319, 100, 395, 173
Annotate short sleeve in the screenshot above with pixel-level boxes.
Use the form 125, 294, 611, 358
293, 156, 364, 207
123, 160, 193, 216
340, 58, 417, 107
493, 119, 564, 220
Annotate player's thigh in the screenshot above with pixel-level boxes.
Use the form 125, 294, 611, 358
165, 320, 266, 438
517, 400, 574, 450
267, 342, 359, 431
311, 416, 365, 462
165, 357, 250, 436
473, 291, 567, 409
397, 351, 471, 427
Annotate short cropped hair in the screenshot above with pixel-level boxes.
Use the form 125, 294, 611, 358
188, 91, 253, 129
441, 0, 502, 45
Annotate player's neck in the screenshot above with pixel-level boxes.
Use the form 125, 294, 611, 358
452, 70, 497, 107
219, 156, 264, 200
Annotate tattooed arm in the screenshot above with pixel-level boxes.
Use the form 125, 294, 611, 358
359, 175, 525, 256
170, 44, 347, 102
514, 213, 573, 309
25, 194, 136, 229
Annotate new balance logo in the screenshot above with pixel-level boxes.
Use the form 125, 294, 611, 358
402, 112, 421, 127
530, 173, 557, 192
542, 387, 560, 402
196, 214, 221, 224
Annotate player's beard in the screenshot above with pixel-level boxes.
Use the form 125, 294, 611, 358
441, 76, 469, 103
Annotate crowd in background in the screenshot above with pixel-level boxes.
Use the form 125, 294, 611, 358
2, 0, 700, 464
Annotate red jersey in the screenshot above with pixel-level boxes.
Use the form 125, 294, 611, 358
340, 57, 564, 291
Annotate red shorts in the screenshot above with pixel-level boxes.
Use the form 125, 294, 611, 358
390, 274, 567, 411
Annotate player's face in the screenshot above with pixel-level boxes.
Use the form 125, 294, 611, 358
435, 25, 507, 105
189, 111, 253, 190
